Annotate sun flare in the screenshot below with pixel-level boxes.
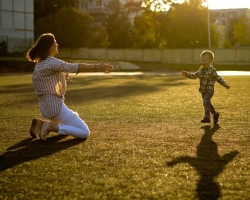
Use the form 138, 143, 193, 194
207, 0, 250, 9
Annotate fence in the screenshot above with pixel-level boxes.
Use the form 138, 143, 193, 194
57, 48, 250, 65
0, 36, 34, 53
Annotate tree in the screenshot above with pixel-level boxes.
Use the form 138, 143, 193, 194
36, 7, 93, 48
105, 0, 134, 48
165, 1, 211, 48
34, 0, 78, 38
133, 10, 169, 48
233, 11, 250, 47
129, 0, 218, 48
87, 27, 110, 48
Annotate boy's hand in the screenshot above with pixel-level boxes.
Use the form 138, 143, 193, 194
181, 70, 187, 76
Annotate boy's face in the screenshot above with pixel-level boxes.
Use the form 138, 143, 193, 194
200, 54, 212, 68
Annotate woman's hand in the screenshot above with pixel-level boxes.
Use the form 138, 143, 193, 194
96, 59, 114, 73
65, 73, 72, 81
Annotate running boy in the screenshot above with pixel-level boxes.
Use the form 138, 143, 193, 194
181, 50, 230, 124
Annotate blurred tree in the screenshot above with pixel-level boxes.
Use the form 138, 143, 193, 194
88, 26, 110, 48
128, 0, 218, 48
105, 0, 134, 48
165, 0, 215, 48
133, 10, 169, 48
233, 11, 250, 47
210, 24, 220, 48
36, 7, 93, 48
34, 0, 77, 38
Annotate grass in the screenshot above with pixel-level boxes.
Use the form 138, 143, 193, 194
1, 56, 250, 72
0, 73, 249, 199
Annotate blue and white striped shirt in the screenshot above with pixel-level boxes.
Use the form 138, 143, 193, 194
32, 56, 78, 118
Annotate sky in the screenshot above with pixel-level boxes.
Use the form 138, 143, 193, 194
149, 0, 250, 12
208, 0, 250, 9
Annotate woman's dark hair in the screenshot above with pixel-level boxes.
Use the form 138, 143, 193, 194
26, 33, 55, 62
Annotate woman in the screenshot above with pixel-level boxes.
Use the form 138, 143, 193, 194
26, 33, 114, 140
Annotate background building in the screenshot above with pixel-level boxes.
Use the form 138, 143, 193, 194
0, 0, 34, 53
211, 8, 250, 45
76, 0, 136, 29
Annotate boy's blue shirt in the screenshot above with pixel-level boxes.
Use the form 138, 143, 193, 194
185, 65, 228, 93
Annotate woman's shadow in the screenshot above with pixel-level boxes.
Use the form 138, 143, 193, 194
166, 124, 239, 200
0, 135, 85, 172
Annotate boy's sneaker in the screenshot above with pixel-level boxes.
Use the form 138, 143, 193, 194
213, 112, 220, 124
201, 117, 210, 123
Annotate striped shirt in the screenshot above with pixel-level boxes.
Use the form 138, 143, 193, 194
185, 65, 228, 93
32, 56, 78, 118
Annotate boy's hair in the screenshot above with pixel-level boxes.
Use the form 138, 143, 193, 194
200, 50, 214, 61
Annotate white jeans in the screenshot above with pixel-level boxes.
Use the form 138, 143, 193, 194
50, 103, 90, 138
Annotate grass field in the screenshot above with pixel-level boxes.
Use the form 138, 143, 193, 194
0, 73, 249, 199
1, 56, 250, 72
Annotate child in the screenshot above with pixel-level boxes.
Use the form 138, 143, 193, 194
181, 50, 230, 124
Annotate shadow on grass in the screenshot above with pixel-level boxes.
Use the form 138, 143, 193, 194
0, 135, 85, 172
166, 124, 239, 200
65, 76, 186, 104
0, 76, 187, 106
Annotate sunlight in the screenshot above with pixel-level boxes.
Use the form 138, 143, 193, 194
142, 0, 185, 12
142, 0, 250, 12
207, 0, 250, 9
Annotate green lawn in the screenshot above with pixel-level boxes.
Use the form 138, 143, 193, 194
0, 74, 249, 199
1, 56, 250, 72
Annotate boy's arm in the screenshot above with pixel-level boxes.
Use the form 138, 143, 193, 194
213, 70, 230, 89
181, 68, 201, 79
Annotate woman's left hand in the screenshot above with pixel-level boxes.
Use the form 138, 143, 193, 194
65, 73, 72, 81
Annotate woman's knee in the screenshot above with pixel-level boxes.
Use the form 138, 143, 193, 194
79, 125, 90, 138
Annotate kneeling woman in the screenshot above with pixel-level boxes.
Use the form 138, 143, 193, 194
26, 33, 113, 140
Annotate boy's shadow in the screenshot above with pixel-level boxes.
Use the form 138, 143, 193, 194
0, 135, 85, 172
166, 124, 239, 200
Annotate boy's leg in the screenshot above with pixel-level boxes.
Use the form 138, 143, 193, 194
202, 92, 214, 118
209, 102, 216, 115
207, 96, 220, 124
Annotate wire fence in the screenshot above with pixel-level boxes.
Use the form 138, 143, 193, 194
0, 36, 34, 53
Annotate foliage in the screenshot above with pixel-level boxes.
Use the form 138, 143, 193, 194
227, 18, 238, 47
88, 27, 110, 48
128, 0, 218, 48
35, 7, 93, 48
165, 1, 212, 48
34, 0, 78, 38
133, 11, 169, 48
210, 24, 220, 48
233, 11, 250, 47
33, 0, 250, 48
0, 41, 8, 56
0, 75, 249, 199
104, 0, 134, 48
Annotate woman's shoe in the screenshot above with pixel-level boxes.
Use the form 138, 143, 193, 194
29, 118, 43, 138
39, 121, 50, 141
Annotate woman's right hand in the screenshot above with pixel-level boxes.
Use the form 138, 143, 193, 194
96, 59, 114, 73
